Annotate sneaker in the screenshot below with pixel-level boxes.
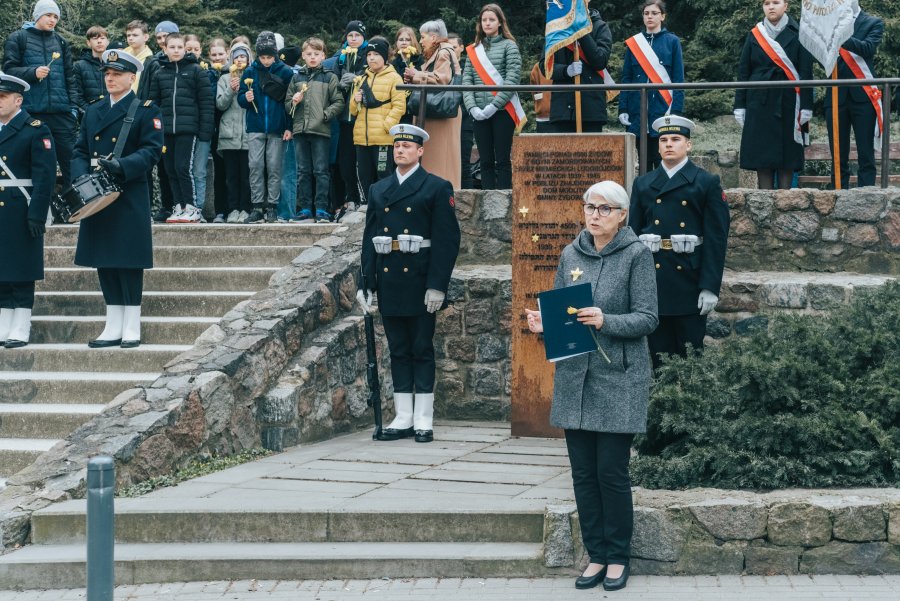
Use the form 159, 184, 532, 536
291, 209, 314, 223
154, 209, 172, 223
264, 207, 277, 223
181, 204, 202, 223
165, 205, 184, 223
315, 209, 333, 223
276, 216, 288, 223
244, 208, 265, 224
238, 210, 249, 223
345, 201, 357, 212
213, 214, 225, 223
226, 210, 241, 223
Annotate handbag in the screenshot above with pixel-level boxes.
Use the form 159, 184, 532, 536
407, 49, 462, 119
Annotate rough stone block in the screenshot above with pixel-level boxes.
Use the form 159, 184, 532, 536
879, 211, 900, 250
744, 544, 800, 575
468, 367, 503, 397
747, 192, 774, 223
724, 189, 746, 209
632, 507, 690, 562
734, 316, 768, 336
730, 215, 758, 237
800, 541, 900, 575
762, 282, 808, 309
772, 211, 820, 241
257, 387, 298, 425
768, 502, 832, 547
688, 498, 767, 540
543, 505, 575, 567
705, 318, 732, 339
481, 189, 511, 221
476, 334, 508, 362
445, 337, 476, 362
808, 284, 847, 310
446, 277, 466, 302
889, 503, 900, 545
832, 501, 887, 542
463, 299, 496, 334
467, 277, 499, 298
811, 190, 836, 215
832, 190, 888, 222
845, 224, 880, 248
675, 541, 746, 575
821, 227, 840, 242
774, 189, 811, 211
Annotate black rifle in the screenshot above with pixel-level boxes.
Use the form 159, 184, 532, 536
361, 270, 383, 439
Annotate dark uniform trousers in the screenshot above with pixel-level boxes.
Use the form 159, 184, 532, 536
826, 99, 877, 189
0, 282, 36, 309
97, 268, 143, 306
629, 160, 730, 369
361, 165, 461, 395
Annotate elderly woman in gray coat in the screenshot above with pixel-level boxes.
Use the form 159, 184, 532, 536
526, 180, 658, 592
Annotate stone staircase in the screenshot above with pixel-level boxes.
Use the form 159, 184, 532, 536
0, 224, 335, 486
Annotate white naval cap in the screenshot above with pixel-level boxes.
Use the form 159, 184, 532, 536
390, 123, 429, 145
0, 73, 31, 93
101, 49, 144, 73
651, 114, 695, 137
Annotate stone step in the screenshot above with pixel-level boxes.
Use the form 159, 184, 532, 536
32, 501, 545, 545
0, 438, 58, 476
0, 371, 158, 404
0, 542, 544, 589
39, 267, 278, 293
33, 291, 252, 317
0, 404, 104, 439
0, 344, 189, 373
44, 223, 339, 247
30, 316, 217, 345
44, 246, 305, 269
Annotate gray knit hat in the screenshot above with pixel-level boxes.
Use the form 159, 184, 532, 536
32, 0, 60, 20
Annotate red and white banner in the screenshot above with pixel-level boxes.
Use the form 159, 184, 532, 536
624, 33, 673, 108
750, 23, 808, 146
467, 43, 527, 130
839, 48, 884, 150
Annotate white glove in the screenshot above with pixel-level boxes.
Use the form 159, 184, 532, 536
425, 289, 445, 313
733, 109, 745, 127
799, 109, 812, 125
698, 289, 718, 316
481, 104, 498, 119
566, 61, 583, 77
618, 113, 631, 127
356, 289, 377, 315
470, 107, 485, 121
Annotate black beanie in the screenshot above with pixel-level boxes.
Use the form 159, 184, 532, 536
256, 31, 278, 57
366, 37, 389, 64
280, 45, 301, 67
345, 20, 367, 38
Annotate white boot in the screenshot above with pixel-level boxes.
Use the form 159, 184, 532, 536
89, 305, 124, 347
385, 392, 414, 430
0, 308, 13, 342
413, 392, 435, 432
121, 305, 142, 348
5, 308, 32, 348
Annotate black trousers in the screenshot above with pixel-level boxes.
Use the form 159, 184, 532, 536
472, 109, 515, 190
825, 99, 877, 188
97, 268, 143, 306
163, 134, 198, 208
648, 314, 707, 369
337, 121, 360, 208
460, 112, 475, 188
33, 112, 76, 188
149, 157, 174, 213
565, 429, 635, 566
211, 137, 228, 216
382, 313, 437, 393
535, 120, 553, 133
355, 145, 394, 204
0, 281, 36, 309
221, 150, 252, 213
545, 120, 605, 134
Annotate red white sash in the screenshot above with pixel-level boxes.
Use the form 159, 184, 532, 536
467, 43, 527, 130
625, 33, 673, 107
750, 23, 808, 146
839, 48, 884, 150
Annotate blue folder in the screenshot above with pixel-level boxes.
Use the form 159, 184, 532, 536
537, 283, 598, 362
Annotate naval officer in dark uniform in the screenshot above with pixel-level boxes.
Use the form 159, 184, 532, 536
629, 115, 729, 369
72, 49, 163, 348
358, 124, 461, 443
0, 74, 57, 348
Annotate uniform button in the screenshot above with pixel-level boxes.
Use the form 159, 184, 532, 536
0, 201, 4, 206
111, 137, 117, 142
654, 219, 660, 225
403, 228, 409, 234
656, 198, 661, 204
680, 222, 685, 228
94, 136, 100, 141
403, 267, 408, 273
677, 265, 682, 271
93, 152, 98, 156
655, 263, 660, 269
1, 156, 6, 161
383, 267, 389, 272
406, 207, 411, 212
0, 188, 4, 192
384, 207, 389, 212
383, 227, 388, 232
681, 200, 687, 206
0, 172, 4, 177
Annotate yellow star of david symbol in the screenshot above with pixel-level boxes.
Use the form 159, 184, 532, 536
519, 206, 529, 217
531, 234, 540, 242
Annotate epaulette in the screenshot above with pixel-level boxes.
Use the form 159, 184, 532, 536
143, 100, 153, 107
30, 119, 41, 127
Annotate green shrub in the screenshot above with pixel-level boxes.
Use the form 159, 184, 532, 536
633, 281, 900, 490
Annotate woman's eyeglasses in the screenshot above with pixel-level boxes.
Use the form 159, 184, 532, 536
583, 204, 622, 216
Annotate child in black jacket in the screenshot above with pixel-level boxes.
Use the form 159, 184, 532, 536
72, 25, 109, 120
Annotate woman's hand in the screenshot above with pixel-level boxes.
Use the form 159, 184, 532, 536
525, 309, 543, 333
577, 307, 604, 330
404, 66, 418, 81
353, 90, 363, 103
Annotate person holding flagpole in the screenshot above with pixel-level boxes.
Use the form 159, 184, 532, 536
619, 0, 684, 171
734, 0, 813, 190
461, 3, 524, 190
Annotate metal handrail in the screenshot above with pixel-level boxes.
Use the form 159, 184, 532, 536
400, 78, 899, 186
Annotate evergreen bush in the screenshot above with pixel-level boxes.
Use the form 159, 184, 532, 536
633, 281, 900, 490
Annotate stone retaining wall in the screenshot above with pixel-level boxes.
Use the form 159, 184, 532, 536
545, 488, 900, 575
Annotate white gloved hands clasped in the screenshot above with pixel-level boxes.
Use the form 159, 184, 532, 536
356, 289, 377, 315
733, 109, 746, 127
698, 289, 718, 316
424, 289, 445, 313
799, 109, 812, 125
566, 61, 583, 77
618, 113, 631, 127
480, 104, 498, 119
470, 107, 486, 121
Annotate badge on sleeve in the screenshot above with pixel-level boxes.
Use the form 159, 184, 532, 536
43, 138, 52, 150
449, 196, 455, 207
153, 118, 162, 130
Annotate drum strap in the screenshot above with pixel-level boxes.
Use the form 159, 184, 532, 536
0, 155, 31, 206
111, 98, 141, 160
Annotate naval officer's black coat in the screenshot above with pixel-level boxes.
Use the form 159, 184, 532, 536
361, 165, 461, 317
72, 91, 163, 269
0, 109, 56, 282
629, 161, 730, 316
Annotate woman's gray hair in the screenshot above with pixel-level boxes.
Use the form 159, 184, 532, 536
420, 19, 449, 38
583, 181, 630, 211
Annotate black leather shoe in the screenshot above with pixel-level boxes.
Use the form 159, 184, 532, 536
4, 339, 27, 349
575, 565, 607, 589
414, 429, 433, 443
88, 338, 122, 348
603, 565, 630, 591
120, 339, 141, 349
377, 427, 414, 441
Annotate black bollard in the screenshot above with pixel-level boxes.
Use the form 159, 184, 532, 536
86, 456, 115, 601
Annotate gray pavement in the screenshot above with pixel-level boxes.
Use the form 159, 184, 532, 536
5, 575, 900, 600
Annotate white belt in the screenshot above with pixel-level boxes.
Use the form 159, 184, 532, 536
0, 155, 31, 205
0, 179, 34, 187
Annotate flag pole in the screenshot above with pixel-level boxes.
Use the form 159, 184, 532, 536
574, 40, 583, 133
832, 66, 841, 190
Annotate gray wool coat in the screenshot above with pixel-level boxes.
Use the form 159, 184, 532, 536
549, 227, 659, 434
